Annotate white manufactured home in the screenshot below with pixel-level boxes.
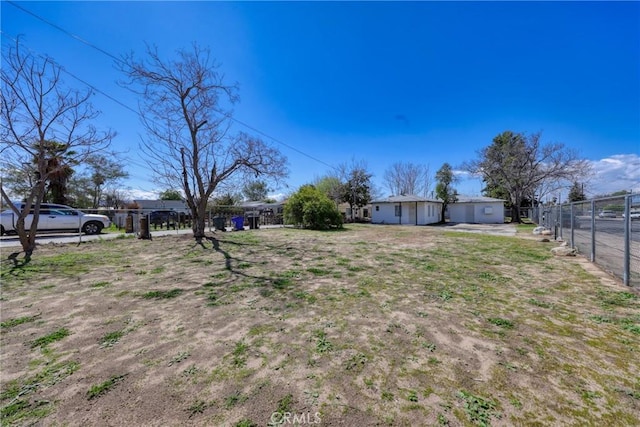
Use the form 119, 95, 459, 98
371, 195, 443, 225
447, 196, 505, 224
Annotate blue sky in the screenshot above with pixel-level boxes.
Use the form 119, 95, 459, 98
2, 1, 639, 201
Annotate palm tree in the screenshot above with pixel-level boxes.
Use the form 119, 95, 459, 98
37, 140, 76, 204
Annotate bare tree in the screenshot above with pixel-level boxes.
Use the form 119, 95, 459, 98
464, 131, 591, 223
383, 161, 432, 197
119, 44, 287, 242
103, 189, 129, 210
1, 39, 114, 261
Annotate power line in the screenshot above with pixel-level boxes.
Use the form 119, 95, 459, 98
1, 30, 139, 118
5, 1, 339, 174
212, 108, 337, 171
6, 1, 122, 64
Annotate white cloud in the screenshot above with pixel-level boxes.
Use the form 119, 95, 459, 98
127, 189, 160, 200
451, 154, 640, 198
267, 192, 288, 202
453, 169, 474, 178
587, 154, 640, 196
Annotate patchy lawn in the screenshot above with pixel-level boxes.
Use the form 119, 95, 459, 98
1, 224, 638, 426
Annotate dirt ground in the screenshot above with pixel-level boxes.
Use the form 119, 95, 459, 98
1, 224, 638, 426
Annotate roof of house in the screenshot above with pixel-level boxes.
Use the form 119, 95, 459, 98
371, 194, 443, 204
453, 196, 505, 204
133, 199, 188, 210
238, 200, 285, 210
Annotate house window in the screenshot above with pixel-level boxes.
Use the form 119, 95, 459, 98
375, 206, 379, 211
395, 205, 402, 217
363, 209, 369, 217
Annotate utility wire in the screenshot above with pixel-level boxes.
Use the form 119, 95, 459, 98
5, 1, 339, 174
6, 1, 122, 64
1, 30, 139, 118
212, 108, 337, 171
2, 31, 160, 182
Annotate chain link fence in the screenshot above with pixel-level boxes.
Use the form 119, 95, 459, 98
0, 203, 285, 241
111, 206, 284, 234
532, 193, 640, 287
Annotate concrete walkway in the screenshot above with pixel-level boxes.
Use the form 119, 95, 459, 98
439, 222, 518, 237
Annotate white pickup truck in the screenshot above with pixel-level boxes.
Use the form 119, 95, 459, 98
0, 203, 110, 235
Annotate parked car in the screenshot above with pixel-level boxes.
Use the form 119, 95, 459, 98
0, 203, 110, 235
622, 210, 640, 220
598, 210, 616, 218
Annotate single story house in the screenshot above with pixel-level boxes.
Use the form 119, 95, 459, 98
337, 202, 372, 222
111, 199, 190, 230
447, 196, 505, 224
133, 199, 190, 214
237, 200, 286, 225
371, 195, 443, 225
238, 200, 285, 214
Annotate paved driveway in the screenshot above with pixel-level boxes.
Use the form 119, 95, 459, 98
439, 222, 517, 236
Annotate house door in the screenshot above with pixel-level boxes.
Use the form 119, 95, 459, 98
466, 205, 475, 223
408, 204, 417, 225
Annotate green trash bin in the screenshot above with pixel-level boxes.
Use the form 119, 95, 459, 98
213, 216, 226, 231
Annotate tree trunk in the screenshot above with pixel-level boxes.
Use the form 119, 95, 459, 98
191, 200, 208, 242
15, 217, 36, 264
511, 195, 522, 223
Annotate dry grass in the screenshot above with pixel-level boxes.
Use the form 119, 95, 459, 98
1, 224, 638, 426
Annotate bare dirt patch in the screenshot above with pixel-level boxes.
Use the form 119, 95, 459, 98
1, 225, 638, 426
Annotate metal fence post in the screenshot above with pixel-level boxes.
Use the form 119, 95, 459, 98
559, 204, 563, 240
590, 200, 596, 262
570, 203, 575, 248
539, 205, 543, 225
78, 209, 82, 244
624, 195, 631, 286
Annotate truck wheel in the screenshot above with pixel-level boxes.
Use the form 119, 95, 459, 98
83, 221, 103, 235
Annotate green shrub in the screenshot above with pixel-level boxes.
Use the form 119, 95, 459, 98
284, 185, 342, 230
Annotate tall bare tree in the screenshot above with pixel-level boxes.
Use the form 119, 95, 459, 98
1, 39, 114, 261
383, 161, 432, 197
119, 44, 287, 242
465, 131, 590, 223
